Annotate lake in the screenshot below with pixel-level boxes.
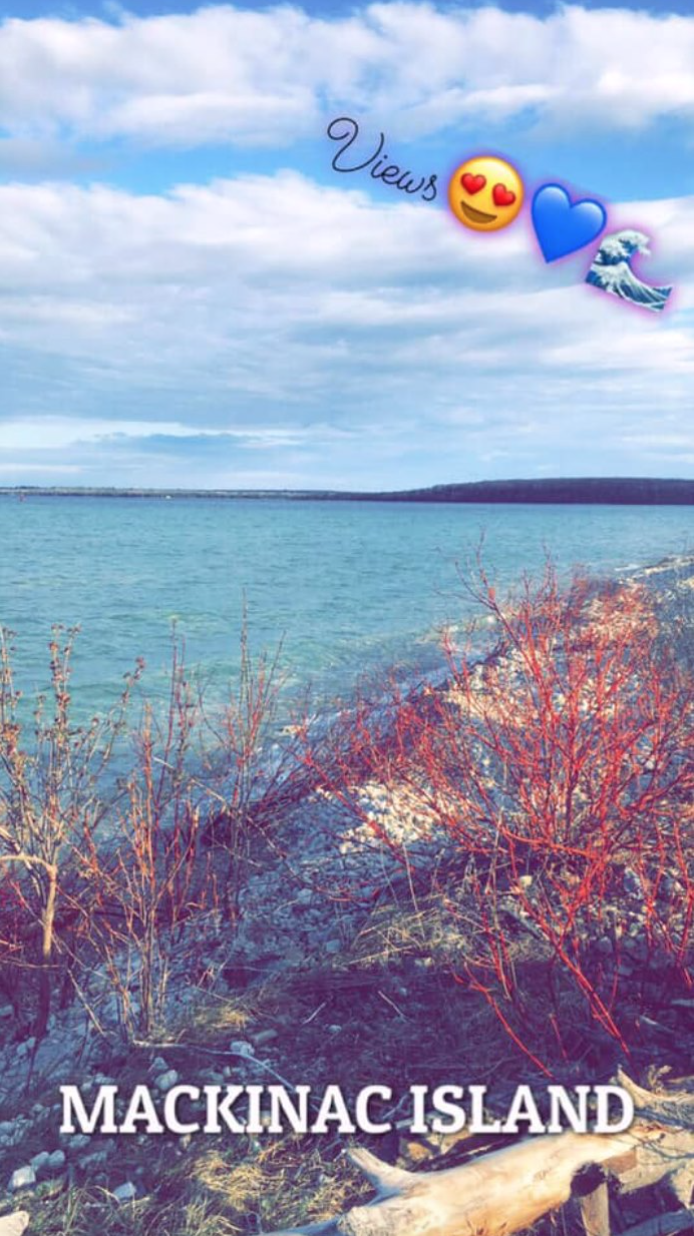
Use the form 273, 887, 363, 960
1, 496, 692, 720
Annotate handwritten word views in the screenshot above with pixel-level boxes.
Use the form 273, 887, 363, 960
327, 117, 438, 202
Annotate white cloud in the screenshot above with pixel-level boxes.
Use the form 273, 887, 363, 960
2, 4, 694, 148
0, 167, 691, 486
0, 416, 356, 451
0, 462, 82, 473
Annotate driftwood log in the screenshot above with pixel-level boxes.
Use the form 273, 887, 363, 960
265, 1073, 694, 1236
0, 1215, 29, 1236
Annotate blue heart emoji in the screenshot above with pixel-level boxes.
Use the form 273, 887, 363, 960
532, 184, 607, 263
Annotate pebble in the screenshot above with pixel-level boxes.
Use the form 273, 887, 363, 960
252, 1029, 278, 1047
8, 1166, 35, 1193
66, 1133, 91, 1152
113, 1181, 137, 1203
30, 1151, 50, 1174
229, 1040, 254, 1057
47, 1149, 66, 1172
155, 1069, 179, 1091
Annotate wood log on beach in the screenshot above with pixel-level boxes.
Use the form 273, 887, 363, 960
0, 1214, 29, 1236
263, 1073, 694, 1236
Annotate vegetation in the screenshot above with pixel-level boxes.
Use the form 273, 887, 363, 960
1, 560, 693, 1233
0, 623, 304, 1044
300, 561, 694, 1070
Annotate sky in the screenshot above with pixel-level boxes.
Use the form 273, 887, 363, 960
1, 0, 694, 490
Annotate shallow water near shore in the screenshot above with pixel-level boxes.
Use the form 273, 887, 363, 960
1, 495, 692, 720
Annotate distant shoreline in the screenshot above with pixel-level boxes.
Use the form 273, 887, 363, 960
4, 478, 694, 504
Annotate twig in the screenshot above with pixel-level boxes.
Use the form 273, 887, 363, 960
377, 989, 409, 1021
301, 1001, 327, 1026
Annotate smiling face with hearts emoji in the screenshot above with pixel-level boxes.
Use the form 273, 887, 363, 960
448, 155, 524, 232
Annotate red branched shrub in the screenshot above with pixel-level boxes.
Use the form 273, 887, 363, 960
304, 561, 694, 1066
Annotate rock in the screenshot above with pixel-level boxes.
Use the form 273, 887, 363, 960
149, 1056, 168, 1074
0, 1005, 13, 1019
252, 1029, 278, 1047
229, 1040, 254, 1057
200, 1069, 225, 1085
155, 1069, 179, 1091
66, 1133, 91, 1153
30, 1150, 50, 1174
113, 1181, 137, 1203
8, 1166, 35, 1193
47, 1149, 66, 1172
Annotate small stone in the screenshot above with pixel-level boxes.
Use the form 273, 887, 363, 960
149, 1056, 168, 1074
0, 1004, 13, 1019
201, 1069, 225, 1085
229, 1040, 254, 1057
8, 1166, 36, 1193
252, 1029, 278, 1047
66, 1133, 91, 1152
113, 1181, 137, 1203
324, 940, 341, 955
30, 1151, 50, 1174
155, 1069, 179, 1091
47, 1149, 66, 1172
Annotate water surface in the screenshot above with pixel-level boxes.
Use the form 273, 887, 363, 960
1, 496, 691, 718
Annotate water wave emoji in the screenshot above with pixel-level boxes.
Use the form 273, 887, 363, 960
586, 230, 672, 313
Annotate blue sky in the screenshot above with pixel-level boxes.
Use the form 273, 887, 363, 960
1, 1, 694, 489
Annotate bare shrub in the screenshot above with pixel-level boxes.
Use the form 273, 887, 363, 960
0, 620, 297, 1044
302, 561, 694, 1067
0, 625, 139, 1039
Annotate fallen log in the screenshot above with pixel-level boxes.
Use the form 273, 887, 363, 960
620, 1212, 694, 1236
0, 1214, 29, 1236
263, 1074, 694, 1236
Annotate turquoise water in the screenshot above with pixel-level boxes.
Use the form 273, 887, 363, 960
1, 496, 692, 719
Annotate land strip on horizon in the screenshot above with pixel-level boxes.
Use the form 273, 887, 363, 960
5, 478, 694, 504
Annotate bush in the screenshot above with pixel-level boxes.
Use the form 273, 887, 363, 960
0, 625, 138, 1040
302, 561, 694, 1068
0, 622, 299, 1043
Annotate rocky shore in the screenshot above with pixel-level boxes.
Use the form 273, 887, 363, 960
1, 555, 693, 1234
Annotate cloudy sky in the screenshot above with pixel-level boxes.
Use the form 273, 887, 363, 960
1, 0, 694, 489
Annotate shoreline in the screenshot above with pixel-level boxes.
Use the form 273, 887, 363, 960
4, 478, 694, 504
1, 552, 693, 1229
